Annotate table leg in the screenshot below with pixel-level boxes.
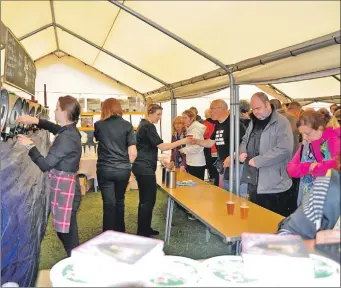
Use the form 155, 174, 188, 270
165, 196, 171, 243
236, 241, 241, 255
94, 178, 98, 193
205, 228, 211, 243
166, 199, 174, 245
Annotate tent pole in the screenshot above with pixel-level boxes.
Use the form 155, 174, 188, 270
228, 72, 235, 194
170, 89, 177, 121
50, 0, 60, 51
108, 0, 229, 72
235, 85, 240, 197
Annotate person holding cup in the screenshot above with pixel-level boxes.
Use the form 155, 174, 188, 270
179, 109, 206, 180
169, 116, 187, 172
133, 104, 188, 237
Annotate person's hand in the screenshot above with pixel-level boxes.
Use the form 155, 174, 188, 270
316, 229, 340, 244
189, 138, 199, 145
16, 115, 39, 125
239, 152, 247, 163
16, 134, 34, 146
249, 158, 256, 167
180, 166, 186, 172
167, 161, 175, 170
223, 156, 231, 168
179, 148, 184, 154
309, 162, 318, 173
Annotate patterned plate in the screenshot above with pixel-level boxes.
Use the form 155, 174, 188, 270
310, 254, 340, 287
203, 256, 261, 287
147, 256, 206, 287
50, 258, 90, 287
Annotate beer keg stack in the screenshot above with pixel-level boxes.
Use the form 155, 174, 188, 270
0, 88, 49, 141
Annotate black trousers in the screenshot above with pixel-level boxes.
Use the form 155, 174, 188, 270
248, 183, 297, 217
97, 168, 131, 233
56, 180, 81, 257
135, 173, 157, 235
208, 157, 219, 186
187, 165, 206, 180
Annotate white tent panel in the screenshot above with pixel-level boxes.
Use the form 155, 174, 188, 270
1, 1, 51, 38
234, 45, 340, 85
57, 28, 99, 65
54, 1, 120, 46
274, 77, 341, 99
126, 1, 340, 64
94, 52, 162, 93
102, 9, 217, 83
20, 27, 56, 61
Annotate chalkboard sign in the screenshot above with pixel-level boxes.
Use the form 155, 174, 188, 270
4, 29, 36, 96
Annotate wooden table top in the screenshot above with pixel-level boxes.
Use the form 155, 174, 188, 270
156, 168, 284, 240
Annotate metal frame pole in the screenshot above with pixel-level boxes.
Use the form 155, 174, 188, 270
228, 73, 235, 194
235, 85, 240, 197
170, 89, 177, 121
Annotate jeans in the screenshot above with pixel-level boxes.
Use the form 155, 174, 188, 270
135, 173, 157, 235
56, 178, 81, 257
97, 168, 131, 232
223, 164, 248, 198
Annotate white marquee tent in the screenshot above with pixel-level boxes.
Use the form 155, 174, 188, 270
1, 1, 340, 105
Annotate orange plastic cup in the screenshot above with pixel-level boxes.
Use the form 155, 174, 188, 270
226, 201, 235, 215
240, 204, 249, 220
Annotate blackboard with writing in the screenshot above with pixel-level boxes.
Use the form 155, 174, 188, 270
4, 29, 36, 96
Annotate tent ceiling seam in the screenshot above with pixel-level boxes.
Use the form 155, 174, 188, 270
55, 23, 169, 87
332, 75, 341, 82
108, 0, 229, 72
92, 0, 125, 66
50, 0, 59, 51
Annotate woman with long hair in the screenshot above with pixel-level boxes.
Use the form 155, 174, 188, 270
179, 109, 206, 180
287, 110, 340, 206
132, 104, 188, 237
169, 116, 187, 172
16, 96, 82, 256
94, 98, 137, 233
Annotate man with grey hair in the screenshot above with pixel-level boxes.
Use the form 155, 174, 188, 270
190, 99, 247, 195
239, 92, 295, 216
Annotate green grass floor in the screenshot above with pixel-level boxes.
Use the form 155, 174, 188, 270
39, 189, 230, 270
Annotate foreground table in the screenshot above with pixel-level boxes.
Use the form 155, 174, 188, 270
156, 168, 284, 250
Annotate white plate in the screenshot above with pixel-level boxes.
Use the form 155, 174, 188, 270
203, 255, 262, 287
203, 254, 340, 287
147, 256, 207, 287
50, 258, 90, 287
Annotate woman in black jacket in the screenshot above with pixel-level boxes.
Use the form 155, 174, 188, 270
133, 104, 188, 237
16, 95, 82, 256
94, 98, 137, 233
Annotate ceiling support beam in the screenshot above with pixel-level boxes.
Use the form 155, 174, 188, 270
108, 0, 229, 72
333, 75, 341, 82
50, 0, 60, 51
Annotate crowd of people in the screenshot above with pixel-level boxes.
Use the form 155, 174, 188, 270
15, 93, 340, 256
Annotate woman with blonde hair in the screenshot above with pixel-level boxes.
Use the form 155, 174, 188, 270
318, 108, 340, 129
169, 116, 187, 172
94, 98, 137, 233
180, 109, 206, 180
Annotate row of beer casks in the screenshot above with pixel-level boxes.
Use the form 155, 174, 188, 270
1, 88, 49, 135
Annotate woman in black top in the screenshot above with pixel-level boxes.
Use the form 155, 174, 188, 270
94, 98, 137, 232
133, 104, 188, 237
16, 96, 82, 256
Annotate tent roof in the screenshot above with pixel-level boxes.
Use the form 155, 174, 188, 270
1, 1, 340, 102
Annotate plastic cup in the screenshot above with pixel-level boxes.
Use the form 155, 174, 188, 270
226, 201, 235, 215
240, 204, 249, 220
186, 134, 193, 139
